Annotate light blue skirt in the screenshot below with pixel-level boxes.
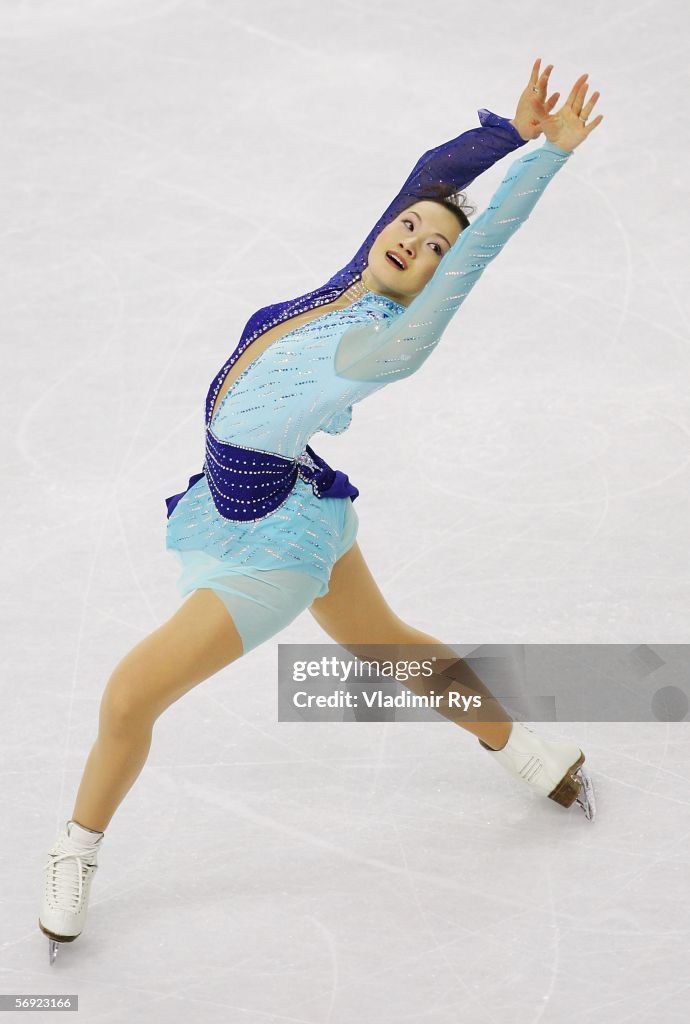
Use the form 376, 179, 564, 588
166, 473, 359, 653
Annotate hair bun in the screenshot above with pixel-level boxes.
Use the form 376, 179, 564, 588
416, 182, 476, 224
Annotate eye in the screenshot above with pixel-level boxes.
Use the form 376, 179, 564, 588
400, 219, 444, 257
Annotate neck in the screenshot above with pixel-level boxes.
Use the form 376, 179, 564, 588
355, 268, 409, 307
339, 277, 369, 303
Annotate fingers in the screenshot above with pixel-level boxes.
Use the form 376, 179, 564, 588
581, 90, 600, 119
528, 62, 604, 139
529, 57, 541, 87
574, 80, 589, 115
575, 80, 604, 138
540, 64, 554, 94
565, 73, 589, 109
530, 57, 553, 93
537, 63, 553, 94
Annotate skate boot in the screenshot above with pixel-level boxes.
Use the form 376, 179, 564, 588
39, 819, 104, 964
479, 722, 596, 821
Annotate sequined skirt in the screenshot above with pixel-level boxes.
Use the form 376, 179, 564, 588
166, 472, 359, 600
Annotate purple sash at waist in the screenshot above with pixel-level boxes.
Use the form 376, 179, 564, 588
165, 434, 359, 522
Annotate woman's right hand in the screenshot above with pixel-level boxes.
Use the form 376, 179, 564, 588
532, 73, 603, 151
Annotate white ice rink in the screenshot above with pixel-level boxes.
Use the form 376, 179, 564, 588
2, 0, 690, 1020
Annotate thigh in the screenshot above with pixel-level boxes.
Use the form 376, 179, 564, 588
309, 541, 404, 646
105, 587, 245, 719
309, 541, 461, 665
106, 568, 321, 719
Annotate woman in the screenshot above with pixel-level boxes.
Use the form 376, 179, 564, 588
40, 59, 603, 962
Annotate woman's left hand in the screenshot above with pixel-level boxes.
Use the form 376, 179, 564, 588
511, 58, 560, 141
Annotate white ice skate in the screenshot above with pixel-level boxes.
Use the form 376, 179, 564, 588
479, 722, 596, 821
39, 820, 104, 964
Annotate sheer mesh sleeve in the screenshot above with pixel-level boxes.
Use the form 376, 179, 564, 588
225, 110, 526, 370
334, 141, 572, 384
395, 108, 527, 202
323, 109, 527, 290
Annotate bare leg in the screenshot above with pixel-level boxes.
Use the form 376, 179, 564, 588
310, 542, 513, 749
71, 588, 245, 832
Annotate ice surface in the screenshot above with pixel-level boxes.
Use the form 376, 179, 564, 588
3, 1, 690, 1020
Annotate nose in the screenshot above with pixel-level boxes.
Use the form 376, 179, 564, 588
398, 238, 415, 259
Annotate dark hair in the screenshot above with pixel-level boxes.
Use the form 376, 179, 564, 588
429, 193, 475, 231
406, 187, 476, 232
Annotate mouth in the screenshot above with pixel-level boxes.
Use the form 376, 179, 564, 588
385, 251, 407, 270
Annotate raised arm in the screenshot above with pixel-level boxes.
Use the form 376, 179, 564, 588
395, 107, 527, 199
327, 59, 563, 286
329, 108, 528, 289
232, 61, 565, 358
334, 139, 572, 383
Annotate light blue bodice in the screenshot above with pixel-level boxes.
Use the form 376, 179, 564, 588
164, 292, 402, 559
208, 292, 403, 456
166, 141, 572, 567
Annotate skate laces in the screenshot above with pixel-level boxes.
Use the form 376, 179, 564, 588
44, 840, 98, 910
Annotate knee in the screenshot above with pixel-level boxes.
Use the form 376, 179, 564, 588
98, 664, 158, 734
340, 620, 415, 663
369, 615, 429, 648
360, 619, 451, 665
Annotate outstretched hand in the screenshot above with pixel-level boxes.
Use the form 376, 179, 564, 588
530, 72, 604, 152
511, 58, 561, 141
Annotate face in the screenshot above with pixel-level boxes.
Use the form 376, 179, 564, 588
362, 200, 463, 306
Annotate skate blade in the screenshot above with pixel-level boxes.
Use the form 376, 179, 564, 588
40, 918, 79, 967
574, 765, 596, 821
548, 752, 585, 809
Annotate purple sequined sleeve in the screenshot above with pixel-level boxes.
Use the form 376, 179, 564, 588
391, 108, 527, 203
204, 110, 527, 422
332, 108, 528, 283
333, 141, 572, 383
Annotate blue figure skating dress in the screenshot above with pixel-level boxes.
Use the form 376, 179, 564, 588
164, 108, 572, 653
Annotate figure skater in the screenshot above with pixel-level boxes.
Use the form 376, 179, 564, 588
40, 59, 603, 963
